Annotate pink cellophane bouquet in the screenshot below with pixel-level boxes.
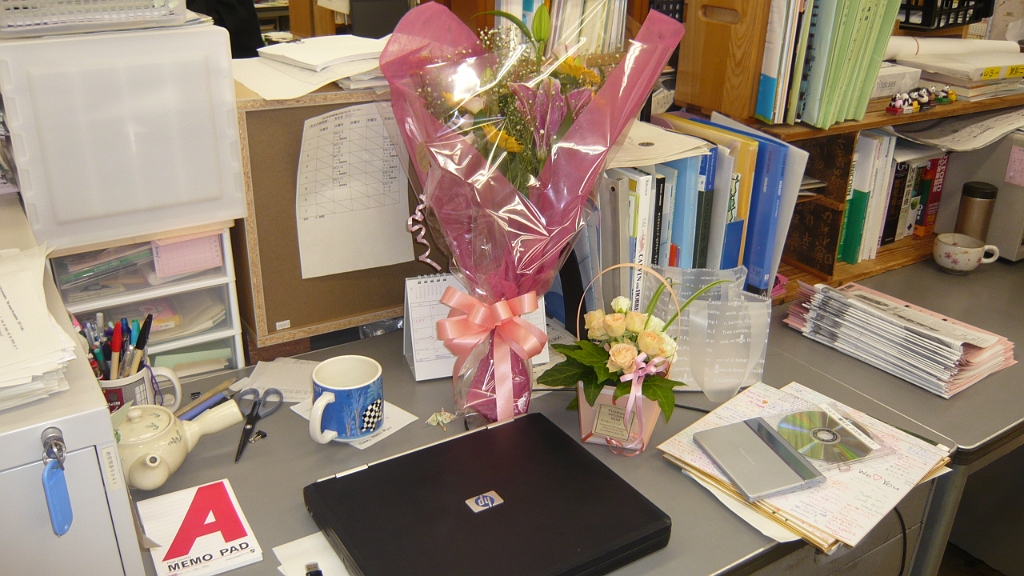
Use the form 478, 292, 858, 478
380, 3, 684, 423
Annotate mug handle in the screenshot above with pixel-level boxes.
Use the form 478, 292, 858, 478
309, 392, 338, 444
982, 246, 1000, 264
150, 366, 182, 412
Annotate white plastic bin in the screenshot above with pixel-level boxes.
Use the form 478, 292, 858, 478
0, 24, 245, 250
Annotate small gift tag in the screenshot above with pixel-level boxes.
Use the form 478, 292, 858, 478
592, 404, 636, 442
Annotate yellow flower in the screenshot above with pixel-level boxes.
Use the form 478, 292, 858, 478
586, 310, 608, 340
556, 57, 601, 85
480, 124, 523, 153
607, 342, 638, 374
610, 296, 630, 314
604, 313, 626, 337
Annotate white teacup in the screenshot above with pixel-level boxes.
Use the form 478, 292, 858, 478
933, 233, 999, 275
99, 366, 182, 413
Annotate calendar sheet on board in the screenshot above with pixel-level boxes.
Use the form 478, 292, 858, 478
295, 103, 412, 278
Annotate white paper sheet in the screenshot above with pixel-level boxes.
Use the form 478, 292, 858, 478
685, 470, 802, 543
273, 532, 349, 576
291, 399, 416, 449
295, 103, 413, 278
606, 120, 709, 169
892, 108, 1024, 152
230, 359, 318, 403
233, 57, 380, 101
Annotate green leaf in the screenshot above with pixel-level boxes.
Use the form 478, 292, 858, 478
642, 376, 676, 422
536, 357, 591, 389
582, 377, 604, 406
551, 343, 582, 355
475, 11, 533, 42
566, 395, 579, 410
560, 340, 615, 382
644, 373, 687, 390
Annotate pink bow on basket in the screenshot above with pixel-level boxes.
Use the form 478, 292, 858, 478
614, 353, 667, 455
436, 287, 548, 422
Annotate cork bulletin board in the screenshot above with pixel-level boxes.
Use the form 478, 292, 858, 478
233, 85, 448, 347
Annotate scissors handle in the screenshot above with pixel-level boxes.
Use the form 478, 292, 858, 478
257, 388, 284, 417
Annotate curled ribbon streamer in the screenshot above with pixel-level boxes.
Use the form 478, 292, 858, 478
612, 353, 667, 455
408, 193, 441, 271
436, 287, 548, 421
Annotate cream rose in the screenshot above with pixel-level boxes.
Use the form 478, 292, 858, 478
588, 324, 608, 340
584, 309, 605, 330
606, 342, 638, 374
657, 331, 678, 361
646, 315, 666, 332
610, 296, 631, 314
604, 313, 626, 337
636, 330, 663, 357
625, 311, 648, 333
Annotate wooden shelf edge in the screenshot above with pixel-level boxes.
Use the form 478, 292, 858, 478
773, 233, 935, 305
754, 94, 1024, 142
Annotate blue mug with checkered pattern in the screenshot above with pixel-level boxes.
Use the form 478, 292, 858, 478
309, 355, 385, 443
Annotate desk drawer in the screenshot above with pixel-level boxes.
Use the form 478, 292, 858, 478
54, 231, 229, 308
150, 335, 242, 380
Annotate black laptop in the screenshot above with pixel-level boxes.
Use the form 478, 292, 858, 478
304, 413, 671, 576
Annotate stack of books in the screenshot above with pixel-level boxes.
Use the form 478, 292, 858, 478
784, 282, 1016, 398
755, 0, 903, 128
836, 135, 947, 265
897, 51, 1024, 103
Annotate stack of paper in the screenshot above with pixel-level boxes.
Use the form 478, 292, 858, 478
233, 35, 389, 100
0, 245, 76, 411
785, 282, 1016, 398
138, 479, 262, 576
658, 382, 951, 552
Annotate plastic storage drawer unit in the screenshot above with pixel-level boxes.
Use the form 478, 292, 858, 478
0, 24, 245, 251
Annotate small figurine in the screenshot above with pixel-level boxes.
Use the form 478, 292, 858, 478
935, 85, 952, 105
886, 92, 906, 114
946, 85, 958, 103
911, 88, 932, 111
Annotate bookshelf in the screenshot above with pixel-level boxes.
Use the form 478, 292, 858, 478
760, 93, 1024, 142
760, 93, 1024, 302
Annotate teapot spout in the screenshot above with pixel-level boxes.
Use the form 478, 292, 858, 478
183, 400, 244, 452
129, 454, 171, 491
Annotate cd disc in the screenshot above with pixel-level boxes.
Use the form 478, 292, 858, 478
777, 411, 874, 463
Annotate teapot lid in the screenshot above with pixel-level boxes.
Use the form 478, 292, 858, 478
118, 405, 173, 442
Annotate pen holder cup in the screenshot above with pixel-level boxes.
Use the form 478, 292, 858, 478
100, 365, 182, 414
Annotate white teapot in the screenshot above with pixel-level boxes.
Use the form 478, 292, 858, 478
116, 401, 243, 490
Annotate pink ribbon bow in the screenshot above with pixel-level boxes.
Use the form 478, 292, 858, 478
615, 353, 667, 454
436, 287, 548, 421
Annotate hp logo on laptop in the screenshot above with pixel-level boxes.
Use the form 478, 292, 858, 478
465, 490, 504, 513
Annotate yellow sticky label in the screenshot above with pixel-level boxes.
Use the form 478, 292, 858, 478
1008, 65, 1024, 78
981, 67, 1002, 80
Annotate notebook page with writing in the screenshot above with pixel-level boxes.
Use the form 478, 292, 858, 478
403, 274, 549, 381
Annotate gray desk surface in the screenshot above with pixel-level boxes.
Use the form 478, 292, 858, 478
138, 258, 1022, 576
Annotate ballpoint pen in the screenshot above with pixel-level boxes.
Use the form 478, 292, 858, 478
93, 347, 109, 380
127, 314, 153, 376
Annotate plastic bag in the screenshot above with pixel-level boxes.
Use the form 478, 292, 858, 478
380, 3, 684, 422
646, 266, 771, 402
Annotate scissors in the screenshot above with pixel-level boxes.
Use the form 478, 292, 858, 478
234, 387, 284, 463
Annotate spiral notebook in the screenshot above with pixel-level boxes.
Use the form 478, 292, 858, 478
403, 273, 549, 381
